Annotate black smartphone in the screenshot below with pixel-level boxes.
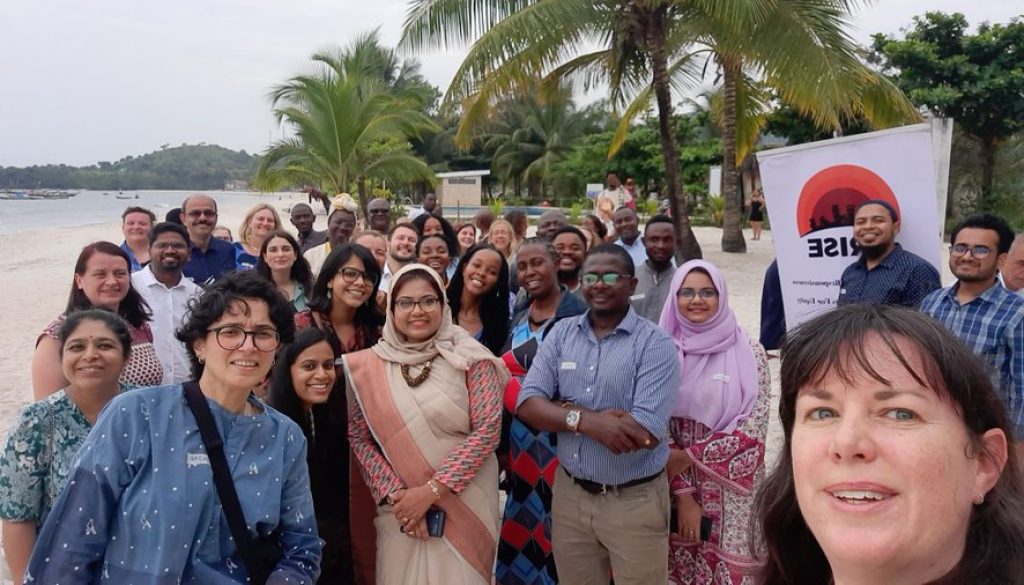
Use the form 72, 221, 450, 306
425, 507, 446, 537
670, 512, 713, 541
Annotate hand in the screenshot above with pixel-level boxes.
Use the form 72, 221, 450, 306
403, 517, 430, 541
579, 410, 650, 454
666, 448, 692, 479
603, 409, 659, 448
392, 485, 435, 530
675, 494, 703, 542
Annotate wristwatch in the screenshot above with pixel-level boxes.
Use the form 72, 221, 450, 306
565, 409, 582, 433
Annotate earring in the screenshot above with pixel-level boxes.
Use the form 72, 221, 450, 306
327, 289, 332, 299
974, 492, 986, 505
198, 356, 205, 364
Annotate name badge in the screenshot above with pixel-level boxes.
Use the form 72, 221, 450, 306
560, 361, 577, 370
630, 293, 646, 301
187, 452, 210, 467
712, 373, 730, 382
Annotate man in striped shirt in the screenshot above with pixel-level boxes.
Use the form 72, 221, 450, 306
517, 243, 680, 584
920, 213, 1024, 437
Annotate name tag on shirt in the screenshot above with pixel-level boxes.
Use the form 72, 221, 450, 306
187, 452, 210, 467
630, 293, 646, 301
560, 361, 577, 370
713, 373, 730, 382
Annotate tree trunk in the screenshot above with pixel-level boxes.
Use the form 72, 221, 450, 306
356, 177, 369, 221
980, 136, 997, 202
720, 57, 747, 253
648, 7, 702, 261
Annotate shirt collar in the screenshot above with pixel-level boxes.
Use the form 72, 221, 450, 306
577, 306, 640, 336
858, 243, 905, 270
944, 280, 1004, 305
137, 265, 188, 289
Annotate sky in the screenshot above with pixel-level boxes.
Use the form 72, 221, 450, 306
1, 0, 1019, 167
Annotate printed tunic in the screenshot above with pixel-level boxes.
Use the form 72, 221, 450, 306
25, 385, 322, 584
668, 339, 771, 585
0, 390, 92, 527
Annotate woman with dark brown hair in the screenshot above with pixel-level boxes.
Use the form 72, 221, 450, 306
756, 304, 1024, 585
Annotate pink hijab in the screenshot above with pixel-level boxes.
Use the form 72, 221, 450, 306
657, 260, 758, 434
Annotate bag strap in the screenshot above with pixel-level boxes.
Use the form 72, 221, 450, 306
182, 382, 260, 574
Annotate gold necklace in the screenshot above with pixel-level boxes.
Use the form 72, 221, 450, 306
401, 360, 433, 387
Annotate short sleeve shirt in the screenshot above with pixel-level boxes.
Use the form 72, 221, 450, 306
0, 390, 92, 527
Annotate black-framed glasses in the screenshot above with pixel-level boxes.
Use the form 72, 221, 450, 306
394, 296, 441, 312
152, 241, 188, 251
950, 244, 992, 259
338, 267, 379, 287
209, 325, 280, 352
186, 209, 217, 218
368, 208, 390, 215
676, 288, 718, 300
580, 272, 631, 287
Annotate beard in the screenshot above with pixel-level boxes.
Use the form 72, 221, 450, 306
859, 242, 891, 260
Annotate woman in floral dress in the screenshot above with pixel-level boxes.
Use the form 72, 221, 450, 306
0, 310, 130, 583
657, 260, 771, 584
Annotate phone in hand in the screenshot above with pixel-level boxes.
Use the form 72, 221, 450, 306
670, 511, 713, 541
399, 507, 446, 537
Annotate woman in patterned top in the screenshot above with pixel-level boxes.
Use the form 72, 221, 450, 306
0, 309, 130, 583
32, 241, 162, 399
344, 264, 509, 585
25, 270, 321, 584
306, 243, 385, 584
657, 260, 771, 584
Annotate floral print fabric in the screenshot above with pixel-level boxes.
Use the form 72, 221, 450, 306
0, 389, 91, 527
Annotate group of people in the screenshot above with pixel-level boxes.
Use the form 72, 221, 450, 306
2, 189, 1023, 585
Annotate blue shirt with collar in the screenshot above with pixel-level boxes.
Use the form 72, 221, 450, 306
183, 237, 237, 286
837, 243, 940, 308
920, 282, 1024, 436
120, 241, 145, 272
516, 307, 680, 485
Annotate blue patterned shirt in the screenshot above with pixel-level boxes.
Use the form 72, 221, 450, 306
26, 385, 321, 584
837, 244, 941, 308
516, 308, 680, 485
920, 283, 1024, 436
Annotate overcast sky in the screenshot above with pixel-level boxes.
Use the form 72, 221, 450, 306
1, 0, 1019, 167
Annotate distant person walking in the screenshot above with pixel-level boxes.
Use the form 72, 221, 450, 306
748, 189, 765, 241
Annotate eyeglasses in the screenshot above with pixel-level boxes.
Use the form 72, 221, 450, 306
394, 296, 441, 312
209, 325, 280, 352
186, 209, 217, 218
368, 208, 390, 215
580, 272, 631, 287
950, 244, 992, 259
676, 288, 718, 300
338, 267, 378, 287
152, 241, 188, 251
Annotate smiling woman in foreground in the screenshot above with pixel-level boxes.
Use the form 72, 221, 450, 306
756, 304, 1024, 585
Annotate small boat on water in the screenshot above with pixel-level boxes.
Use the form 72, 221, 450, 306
0, 189, 79, 200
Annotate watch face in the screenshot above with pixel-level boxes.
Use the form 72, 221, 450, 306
566, 409, 581, 429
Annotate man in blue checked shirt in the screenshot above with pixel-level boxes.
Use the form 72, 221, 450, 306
920, 213, 1024, 438
517, 243, 680, 585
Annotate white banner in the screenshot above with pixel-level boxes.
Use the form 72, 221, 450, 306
756, 123, 946, 329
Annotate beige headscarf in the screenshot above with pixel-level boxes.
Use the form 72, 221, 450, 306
373, 264, 509, 386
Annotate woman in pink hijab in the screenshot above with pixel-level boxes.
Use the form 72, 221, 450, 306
657, 260, 771, 584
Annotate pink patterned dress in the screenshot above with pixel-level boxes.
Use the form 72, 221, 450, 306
668, 339, 771, 584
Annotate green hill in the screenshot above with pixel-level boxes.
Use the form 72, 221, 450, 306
0, 144, 259, 190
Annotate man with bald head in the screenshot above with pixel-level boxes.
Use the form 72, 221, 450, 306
537, 209, 568, 240
289, 203, 327, 253
1002, 234, 1024, 297
180, 193, 237, 285
366, 198, 392, 232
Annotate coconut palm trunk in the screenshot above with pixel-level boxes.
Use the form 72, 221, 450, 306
720, 57, 747, 253
648, 6, 702, 260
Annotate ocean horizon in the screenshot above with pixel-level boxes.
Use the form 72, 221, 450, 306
0, 190, 295, 235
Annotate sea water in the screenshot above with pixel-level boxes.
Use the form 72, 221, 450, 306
0, 190, 293, 235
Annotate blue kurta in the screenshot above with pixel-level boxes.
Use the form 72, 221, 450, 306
26, 385, 322, 584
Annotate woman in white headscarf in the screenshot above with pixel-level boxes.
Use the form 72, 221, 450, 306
344, 264, 509, 584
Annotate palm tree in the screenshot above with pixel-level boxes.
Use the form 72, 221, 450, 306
484, 84, 595, 201
253, 31, 439, 215
401, 0, 919, 257
400, 0, 705, 260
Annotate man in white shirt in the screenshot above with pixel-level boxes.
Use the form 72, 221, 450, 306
131, 222, 202, 384
380, 222, 419, 293
408, 192, 438, 221
613, 206, 647, 267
